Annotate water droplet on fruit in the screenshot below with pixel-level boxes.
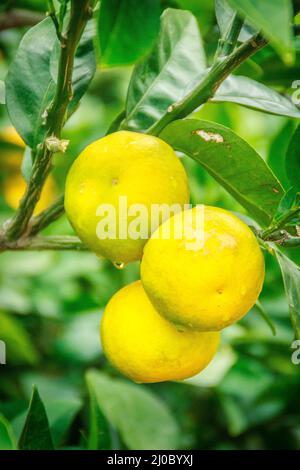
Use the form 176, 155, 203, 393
113, 261, 126, 270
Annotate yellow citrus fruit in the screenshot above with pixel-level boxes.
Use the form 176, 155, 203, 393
101, 281, 220, 383
141, 206, 265, 331
64, 131, 189, 264
3, 173, 57, 215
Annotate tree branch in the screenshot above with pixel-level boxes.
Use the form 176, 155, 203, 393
47, 0, 64, 43
263, 229, 300, 248
261, 207, 300, 239
4, 0, 91, 242
149, 33, 268, 136
1, 236, 87, 252
215, 12, 244, 59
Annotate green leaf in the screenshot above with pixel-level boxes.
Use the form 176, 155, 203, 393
0, 80, 5, 104
212, 75, 300, 119
0, 311, 39, 366
286, 125, 300, 189
123, 8, 206, 132
43, 399, 82, 446
160, 119, 283, 225
86, 370, 179, 450
5, 18, 57, 148
276, 251, 300, 339
215, 0, 258, 41
0, 414, 16, 450
6, 18, 96, 149
97, 0, 160, 66
87, 380, 117, 450
227, 0, 294, 62
12, 399, 82, 447
18, 386, 54, 450
268, 120, 296, 189
272, 187, 298, 222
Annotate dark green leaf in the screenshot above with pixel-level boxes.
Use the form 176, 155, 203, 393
18, 386, 54, 450
286, 125, 300, 189
123, 8, 206, 132
212, 76, 300, 118
87, 380, 117, 450
276, 250, 300, 339
98, 0, 160, 66
5, 18, 57, 148
86, 370, 179, 450
227, 0, 294, 61
44, 399, 82, 446
12, 399, 82, 447
273, 187, 298, 222
160, 119, 283, 225
0, 414, 16, 450
268, 120, 296, 189
0, 80, 5, 104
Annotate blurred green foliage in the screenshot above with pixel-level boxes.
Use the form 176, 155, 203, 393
0, 0, 299, 451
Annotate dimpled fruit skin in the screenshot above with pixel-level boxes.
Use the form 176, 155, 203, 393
101, 281, 220, 383
141, 206, 265, 331
64, 131, 189, 264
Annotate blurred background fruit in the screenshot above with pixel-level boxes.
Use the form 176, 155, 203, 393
0, 126, 57, 214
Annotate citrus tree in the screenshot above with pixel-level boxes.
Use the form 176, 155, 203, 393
0, 0, 300, 451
